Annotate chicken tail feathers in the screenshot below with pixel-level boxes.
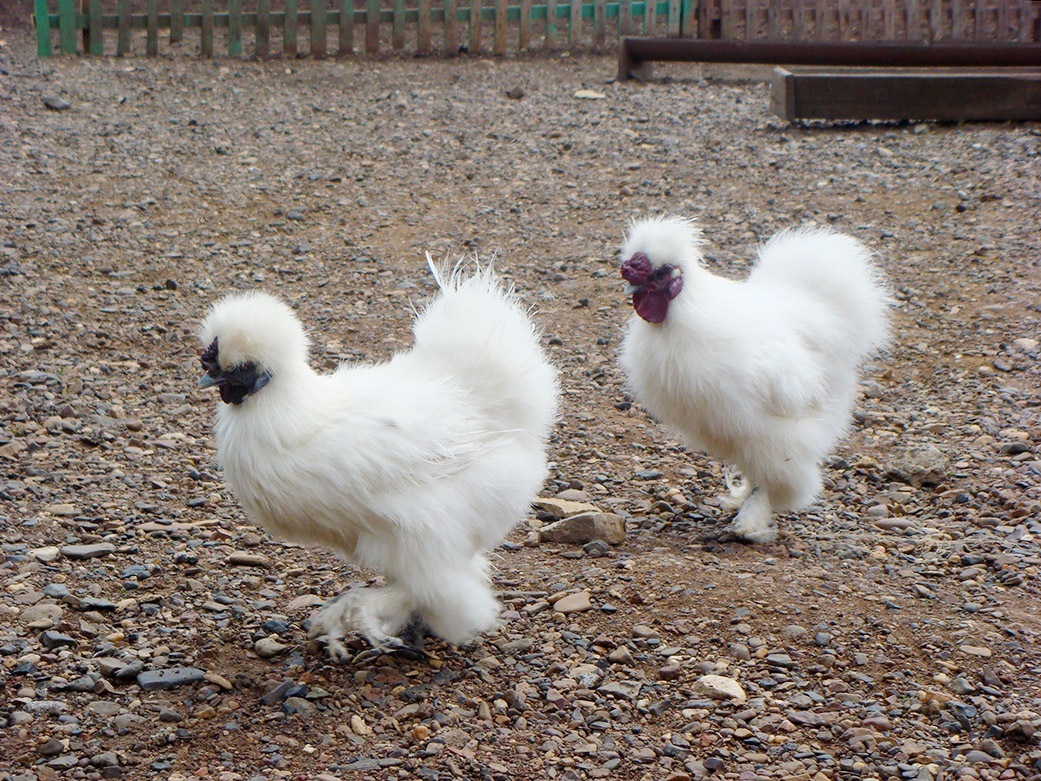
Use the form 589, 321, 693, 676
413, 257, 558, 443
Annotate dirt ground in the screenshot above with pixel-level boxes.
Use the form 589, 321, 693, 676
1, 23, 1040, 781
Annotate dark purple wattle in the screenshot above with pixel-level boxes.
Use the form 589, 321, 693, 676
633, 289, 670, 323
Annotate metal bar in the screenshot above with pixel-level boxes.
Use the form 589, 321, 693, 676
618, 37, 1041, 80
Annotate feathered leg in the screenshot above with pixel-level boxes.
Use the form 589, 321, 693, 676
728, 487, 778, 544
309, 584, 416, 662
413, 554, 501, 646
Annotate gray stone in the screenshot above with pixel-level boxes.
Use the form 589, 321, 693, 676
40, 630, 77, 649
598, 680, 642, 700
91, 752, 120, 767
136, 667, 205, 691
60, 543, 116, 560
887, 445, 948, 488
539, 513, 626, 545
87, 701, 123, 717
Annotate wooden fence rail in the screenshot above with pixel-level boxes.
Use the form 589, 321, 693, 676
33, 0, 1040, 57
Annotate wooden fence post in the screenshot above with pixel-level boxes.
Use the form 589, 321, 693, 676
147, 0, 159, 55
312, 0, 328, 57
338, 0, 355, 54
257, 0, 271, 57
365, 0, 379, 52
285, 0, 299, 56
418, 0, 432, 53
201, 0, 214, 57
445, 0, 459, 53
86, 0, 103, 54
117, 0, 131, 55
171, 0, 185, 42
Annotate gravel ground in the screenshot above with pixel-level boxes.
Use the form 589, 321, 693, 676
2, 28, 1040, 781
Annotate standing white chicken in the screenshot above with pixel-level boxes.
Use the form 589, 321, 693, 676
198, 259, 558, 660
619, 216, 889, 543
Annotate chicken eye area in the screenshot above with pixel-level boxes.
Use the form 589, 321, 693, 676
201, 338, 220, 377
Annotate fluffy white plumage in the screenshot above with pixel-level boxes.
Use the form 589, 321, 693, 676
198, 260, 558, 659
619, 216, 890, 543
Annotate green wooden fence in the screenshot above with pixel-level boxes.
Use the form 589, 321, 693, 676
33, 0, 697, 57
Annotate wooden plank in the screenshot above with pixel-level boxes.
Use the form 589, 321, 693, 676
117, 0, 131, 55
681, 0, 695, 37
769, 0, 781, 39
146, 0, 158, 55
256, 0, 271, 57
58, 0, 76, 53
227, 0, 242, 55
494, 0, 507, 53
998, 0, 1009, 42
519, 0, 532, 48
618, 0, 630, 37
471, 0, 483, 52
645, 0, 656, 35
816, 0, 827, 40
366, 0, 379, 53
338, 0, 354, 54
445, 0, 459, 53
392, 0, 404, 50
545, 0, 557, 45
794, 0, 805, 40
593, 0, 605, 48
418, 0, 432, 53
284, 0, 298, 55
908, 0, 922, 41
86, 0, 103, 54
929, 0, 941, 42
170, 0, 184, 42
667, 0, 680, 36
771, 66, 1041, 121
570, 0, 582, 45
311, 0, 327, 57
35, 0, 52, 56
883, 0, 895, 39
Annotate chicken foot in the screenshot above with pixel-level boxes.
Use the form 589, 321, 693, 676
309, 585, 422, 662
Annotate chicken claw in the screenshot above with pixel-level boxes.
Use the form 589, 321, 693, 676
309, 587, 419, 662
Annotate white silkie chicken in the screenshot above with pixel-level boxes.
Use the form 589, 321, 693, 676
198, 259, 558, 660
619, 216, 889, 543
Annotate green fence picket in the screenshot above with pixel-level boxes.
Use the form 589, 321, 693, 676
338, 0, 354, 54
57, 0, 76, 53
257, 0, 271, 56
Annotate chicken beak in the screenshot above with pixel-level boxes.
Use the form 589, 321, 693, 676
199, 373, 220, 390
